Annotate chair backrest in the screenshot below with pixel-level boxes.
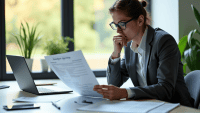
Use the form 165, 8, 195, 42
184, 70, 200, 108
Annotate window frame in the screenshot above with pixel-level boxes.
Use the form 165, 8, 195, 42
0, 0, 6, 81
0, 0, 151, 81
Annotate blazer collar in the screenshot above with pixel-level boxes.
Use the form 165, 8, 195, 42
144, 25, 155, 84
146, 25, 155, 45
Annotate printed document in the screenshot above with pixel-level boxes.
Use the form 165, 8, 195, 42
77, 100, 165, 113
45, 50, 103, 98
148, 103, 180, 113
13, 97, 63, 103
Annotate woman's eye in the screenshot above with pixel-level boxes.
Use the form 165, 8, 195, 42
119, 22, 125, 27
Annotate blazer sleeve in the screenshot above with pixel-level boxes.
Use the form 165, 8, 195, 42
106, 54, 129, 87
129, 34, 179, 101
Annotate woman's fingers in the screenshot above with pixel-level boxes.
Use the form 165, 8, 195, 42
113, 37, 122, 41
113, 35, 127, 47
97, 90, 110, 96
112, 35, 127, 57
113, 37, 123, 45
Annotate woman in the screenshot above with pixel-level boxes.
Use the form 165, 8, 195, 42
93, 0, 194, 107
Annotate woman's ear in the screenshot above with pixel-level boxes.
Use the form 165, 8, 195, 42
138, 15, 144, 27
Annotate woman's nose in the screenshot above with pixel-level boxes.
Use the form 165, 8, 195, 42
117, 26, 122, 33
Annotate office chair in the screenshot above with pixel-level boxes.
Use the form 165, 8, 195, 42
184, 70, 200, 109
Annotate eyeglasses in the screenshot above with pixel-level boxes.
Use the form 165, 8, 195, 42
109, 18, 135, 30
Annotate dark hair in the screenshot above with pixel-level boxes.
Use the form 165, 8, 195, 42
109, 0, 151, 28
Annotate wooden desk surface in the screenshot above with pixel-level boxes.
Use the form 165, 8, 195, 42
0, 78, 199, 113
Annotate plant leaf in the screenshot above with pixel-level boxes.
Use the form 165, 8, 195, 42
190, 46, 199, 70
183, 63, 187, 76
12, 34, 23, 56
12, 22, 41, 58
190, 38, 196, 47
193, 39, 200, 47
197, 29, 200, 35
184, 49, 193, 71
187, 29, 196, 47
21, 23, 28, 58
184, 45, 200, 71
178, 35, 188, 57
26, 22, 31, 37
191, 4, 200, 27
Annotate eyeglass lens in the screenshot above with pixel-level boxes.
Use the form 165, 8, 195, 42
110, 22, 126, 30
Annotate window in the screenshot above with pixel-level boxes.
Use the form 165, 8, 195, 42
74, 0, 117, 70
0, 0, 151, 80
5, 0, 61, 73
1, 0, 66, 80
74, 0, 152, 70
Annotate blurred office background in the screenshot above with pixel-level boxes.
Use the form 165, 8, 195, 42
4, 0, 200, 75
5, 0, 116, 72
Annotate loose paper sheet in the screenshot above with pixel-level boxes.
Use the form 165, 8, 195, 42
45, 50, 103, 98
148, 103, 180, 113
13, 97, 63, 103
77, 100, 165, 113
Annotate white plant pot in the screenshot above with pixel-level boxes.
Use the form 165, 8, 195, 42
49, 68, 53, 72
25, 59, 33, 72
40, 59, 49, 72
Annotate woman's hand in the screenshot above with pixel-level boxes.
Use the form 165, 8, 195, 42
93, 85, 128, 101
112, 34, 128, 59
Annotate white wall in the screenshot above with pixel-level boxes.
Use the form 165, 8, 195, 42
151, 0, 179, 43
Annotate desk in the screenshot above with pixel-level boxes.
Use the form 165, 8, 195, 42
0, 78, 199, 113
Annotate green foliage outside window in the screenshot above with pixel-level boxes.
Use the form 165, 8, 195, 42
6, 0, 115, 56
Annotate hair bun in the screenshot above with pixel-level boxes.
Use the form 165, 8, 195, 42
141, 1, 147, 7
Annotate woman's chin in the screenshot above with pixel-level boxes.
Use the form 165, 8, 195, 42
127, 39, 132, 43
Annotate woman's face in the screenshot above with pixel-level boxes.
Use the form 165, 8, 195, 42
111, 11, 144, 44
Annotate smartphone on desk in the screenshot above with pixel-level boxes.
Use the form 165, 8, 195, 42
3, 104, 40, 111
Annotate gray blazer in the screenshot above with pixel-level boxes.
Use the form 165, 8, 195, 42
107, 25, 194, 107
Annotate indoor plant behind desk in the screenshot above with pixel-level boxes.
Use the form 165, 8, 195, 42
41, 36, 74, 72
12, 22, 42, 72
178, 4, 200, 76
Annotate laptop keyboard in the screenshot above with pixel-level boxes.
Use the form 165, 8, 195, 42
37, 87, 56, 93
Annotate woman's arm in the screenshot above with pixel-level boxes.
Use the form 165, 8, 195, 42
106, 54, 129, 87
129, 34, 179, 101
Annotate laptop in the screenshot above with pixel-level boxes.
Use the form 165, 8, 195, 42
6, 55, 73, 95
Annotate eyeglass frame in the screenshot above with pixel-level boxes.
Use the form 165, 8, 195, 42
109, 18, 135, 30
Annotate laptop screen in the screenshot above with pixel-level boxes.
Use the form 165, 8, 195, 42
6, 55, 38, 94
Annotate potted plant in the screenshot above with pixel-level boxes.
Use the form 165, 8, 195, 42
12, 22, 42, 72
178, 4, 200, 76
41, 36, 74, 72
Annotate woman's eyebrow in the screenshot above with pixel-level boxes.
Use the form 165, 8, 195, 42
114, 20, 126, 24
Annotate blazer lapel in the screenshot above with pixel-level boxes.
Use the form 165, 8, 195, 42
127, 41, 139, 86
131, 52, 139, 86
144, 25, 154, 82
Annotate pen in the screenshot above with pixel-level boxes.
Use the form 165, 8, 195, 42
0, 85, 10, 89
74, 100, 93, 105
51, 101, 60, 110
82, 100, 93, 104
51, 99, 63, 110
36, 83, 57, 86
